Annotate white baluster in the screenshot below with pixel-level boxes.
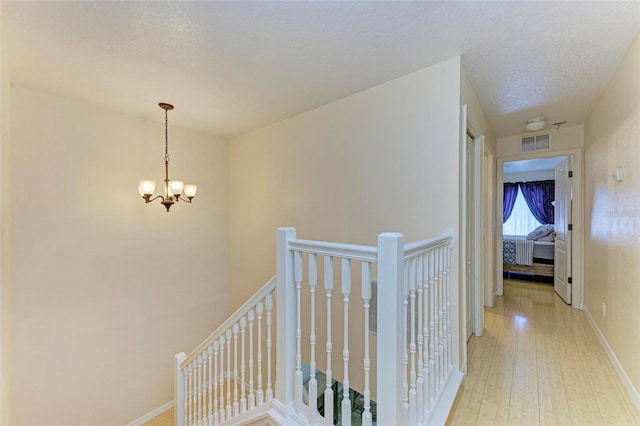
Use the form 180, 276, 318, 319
188, 362, 193, 426
422, 252, 431, 418
416, 256, 425, 423
248, 308, 256, 409
445, 244, 453, 373
240, 316, 247, 413
213, 341, 219, 426
197, 354, 203, 426
409, 258, 418, 425
202, 354, 207, 426
294, 250, 303, 413
183, 365, 188, 426
341, 258, 351, 426
438, 247, 445, 388
193, 359, 199, 426
225, 329, 232, 419
308, 253, 318, 420
361, 262, 372, 426
256, 301, 264, 405
266, 293, 274, 401
233, 323, 240, 417
323, 256, 334, 426
402, 261, 409, 423
440, 246, 447, 381
208, 346, 213, 426
428, 250, 436, 411
219, 336, 225, 423
203, 354, 208, 426
433, 248, 441, 394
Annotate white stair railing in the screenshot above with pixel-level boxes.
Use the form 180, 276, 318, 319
280, 228, 378, 425
175, 277, 276, 426
176, 227, 460, 426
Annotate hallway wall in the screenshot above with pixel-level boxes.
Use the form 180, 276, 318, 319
584, 32, 640, 399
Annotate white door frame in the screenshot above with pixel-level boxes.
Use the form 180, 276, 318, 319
496, 148, 584, 309
462, 107, 485, 338
471, 133, 484, 336
483, 143, 496, 308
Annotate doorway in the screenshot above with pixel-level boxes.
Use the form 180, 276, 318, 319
496, 149, 584, 308
465, 123, 492, 339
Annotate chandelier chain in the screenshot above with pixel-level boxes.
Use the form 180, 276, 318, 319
164, 108, 170, 163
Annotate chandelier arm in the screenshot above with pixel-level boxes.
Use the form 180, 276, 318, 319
143, 195, 167, 204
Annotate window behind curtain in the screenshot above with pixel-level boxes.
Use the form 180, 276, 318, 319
503, 187, 542, 236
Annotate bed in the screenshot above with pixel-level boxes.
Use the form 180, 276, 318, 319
503, 234, 554, 278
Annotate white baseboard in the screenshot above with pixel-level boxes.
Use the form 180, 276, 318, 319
126, 400, 173, 426
427, 368, 464, 426
583, 307, 640, 411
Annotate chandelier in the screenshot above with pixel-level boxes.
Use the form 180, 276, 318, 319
138, 103, 197, 212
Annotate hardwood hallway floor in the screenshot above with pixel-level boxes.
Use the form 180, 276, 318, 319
448, 279, 640, 426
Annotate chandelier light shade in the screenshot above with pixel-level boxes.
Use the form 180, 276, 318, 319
138, 103, 197, 212
525, 117, 546, 132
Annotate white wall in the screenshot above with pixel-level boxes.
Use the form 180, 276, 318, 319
9, 87, 230, 425
584, 32, 640, 399
230, 57, 463, 393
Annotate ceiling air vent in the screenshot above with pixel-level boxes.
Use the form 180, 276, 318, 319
521, 133, 551, 152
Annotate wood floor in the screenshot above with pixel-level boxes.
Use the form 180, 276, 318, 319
448, 279, 640, 426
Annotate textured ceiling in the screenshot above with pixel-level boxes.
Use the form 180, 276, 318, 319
3, 1, 639, 139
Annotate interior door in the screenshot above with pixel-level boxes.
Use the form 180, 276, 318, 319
465, 133, 474, 340
472, 136, 484, 336
554, 157, 572, 303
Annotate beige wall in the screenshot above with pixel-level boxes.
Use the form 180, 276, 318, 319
0, 7, 11, 424
584, 33, 640, 395
230, 56, 462, 308
229, 57, 463, 393
9, 87, 230, 425
461, 66, 496, 153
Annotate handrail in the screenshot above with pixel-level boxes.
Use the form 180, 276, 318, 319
181, 276, 276, 367
403, 235, 452, 261
288, 238, 377, 262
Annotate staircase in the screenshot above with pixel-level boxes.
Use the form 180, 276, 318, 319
173, 227, 462, 425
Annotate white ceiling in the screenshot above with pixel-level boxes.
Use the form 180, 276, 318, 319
3, 1, 639, 139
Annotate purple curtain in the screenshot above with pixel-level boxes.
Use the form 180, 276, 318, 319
503, 183, 519, 223
519, 180, 555, 224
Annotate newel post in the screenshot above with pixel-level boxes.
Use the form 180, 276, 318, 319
174, 352, 186, 426
276, 227, 297, 408
376, 232, 405, 425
